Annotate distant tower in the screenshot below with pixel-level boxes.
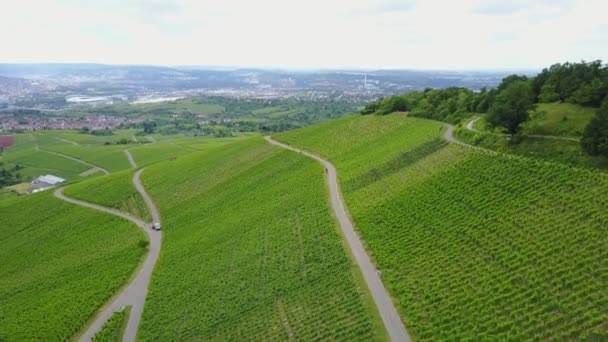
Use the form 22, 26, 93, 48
364, 73, 367, 88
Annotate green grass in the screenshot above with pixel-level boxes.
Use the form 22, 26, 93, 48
275, 113, 608, 340
93, 306, 131, 342
64, 170, 151, 221
525, 103, 596, 137
132, 137, 385, 340
470, 103, 596, 138
455, 125, 608, 170
127, 142, 195, 166
42, 144, 132, 172
0, 192, 147, 340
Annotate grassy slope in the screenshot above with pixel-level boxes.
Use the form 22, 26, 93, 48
134, 137, 384, 340
275, 113, 608, 340
42, 144, 132, 172
0, 192, 147, 340
64, 170, 151, 221
127, 142, 195, 166
473, 103, 596, 138
525, 103, 596, 137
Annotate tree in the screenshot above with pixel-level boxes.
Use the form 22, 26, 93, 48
143, 120, 157, 134
581, 98, 608, 157
486, 80, 535, 136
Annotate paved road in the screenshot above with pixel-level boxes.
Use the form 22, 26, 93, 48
124, 149, 137, 168
54, 169, 161, 342
264, 136, 410, 342
36, 145, 110, 175
465, 117, 580, 142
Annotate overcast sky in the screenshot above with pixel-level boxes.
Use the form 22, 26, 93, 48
1, 0, 606, 70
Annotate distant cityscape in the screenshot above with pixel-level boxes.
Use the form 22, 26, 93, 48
0, 64, 523, 132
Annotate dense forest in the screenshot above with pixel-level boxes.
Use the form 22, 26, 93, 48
362, 61, 608, 157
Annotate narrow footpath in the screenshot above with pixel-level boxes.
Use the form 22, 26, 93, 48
124, 149, 137, 168
264, 136, 410, 342
54, 165, 160, 341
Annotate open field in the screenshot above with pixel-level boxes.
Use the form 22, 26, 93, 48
275, 113, 608, 340
41, 143, 132, 173
124, 137, 384, 340
0, 192, 147, 340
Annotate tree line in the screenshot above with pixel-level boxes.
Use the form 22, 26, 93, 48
361, 60, 608, 157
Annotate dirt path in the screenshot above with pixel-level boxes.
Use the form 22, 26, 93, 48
54, 136, 79, 145
264, 136, 410, 342
36, 145, 110, 175
124, 149, 137, 168
54, 169, 161, 342
464, 117, 580, 142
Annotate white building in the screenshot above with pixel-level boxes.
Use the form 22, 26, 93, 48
32, 175, 65, 187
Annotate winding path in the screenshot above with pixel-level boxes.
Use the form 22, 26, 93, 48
443, 123, 493, 153
54, 169, 161, 342
265, 136, 410, 342
465, 117, 580, 142
124, 149, 137, 168
36, 145, 110, 175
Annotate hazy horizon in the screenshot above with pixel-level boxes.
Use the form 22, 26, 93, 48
1, 0, 606, 70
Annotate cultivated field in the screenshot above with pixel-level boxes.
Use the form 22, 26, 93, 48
275, 113, 608, 340
130, 137, 384, 340
0, 192, 147, 340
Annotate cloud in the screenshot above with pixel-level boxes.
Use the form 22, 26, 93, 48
473, 0, 575, 16
0, 0, 605, 69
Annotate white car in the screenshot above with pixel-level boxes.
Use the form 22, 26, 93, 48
152, 222, 161, 231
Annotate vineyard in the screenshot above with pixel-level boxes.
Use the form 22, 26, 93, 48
275, 113, 608, 339
0, 192, 146, 340
135, 137, 385, 340
93, 307, 131, 342
64, 170, 151, 221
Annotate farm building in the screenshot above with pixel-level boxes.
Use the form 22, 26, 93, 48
33, 175, 66, 187
0, 135, 14, 148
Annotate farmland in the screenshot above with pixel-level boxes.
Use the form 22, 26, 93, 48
93, 307, 131, 342
275, 113, 608, 340
125, 137, 385, 340
0, 192, 147, 340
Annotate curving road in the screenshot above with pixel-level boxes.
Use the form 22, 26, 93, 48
265, 136, 410, 342
465, 117, 580, 142
54, 169, 161, 342
36, 145, 110, 175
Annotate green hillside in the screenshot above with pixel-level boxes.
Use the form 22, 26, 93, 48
275, 114, 608, 340
0, 192, 147, 340
139, 138, 384, 340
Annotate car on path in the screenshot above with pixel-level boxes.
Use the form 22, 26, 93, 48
152, 222, 161, 231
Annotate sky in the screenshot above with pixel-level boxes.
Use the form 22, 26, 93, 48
0, 0, 606, 70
